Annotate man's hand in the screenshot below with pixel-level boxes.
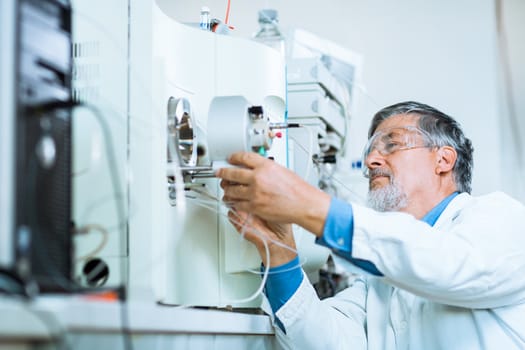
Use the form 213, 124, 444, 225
228, 209, 296, 267
216, 152, 331, 236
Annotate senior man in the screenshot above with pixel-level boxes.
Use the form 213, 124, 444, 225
216, 101, 525, 349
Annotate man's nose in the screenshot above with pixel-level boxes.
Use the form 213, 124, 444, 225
365, 148, 386, 172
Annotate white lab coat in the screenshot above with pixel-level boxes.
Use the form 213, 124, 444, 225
271, 192, 525, 350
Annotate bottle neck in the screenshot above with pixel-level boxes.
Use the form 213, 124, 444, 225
259, 21, 282, 34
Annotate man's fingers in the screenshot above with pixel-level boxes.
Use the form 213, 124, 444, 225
219, 178, 245, 190
227, 210, 242, 230
222, 180, 251, 201
227, 151, 268, 168
224, 199, 251, 214
215, 151, 266, 182
228, 209, 254, 233
216, 166, 251, 185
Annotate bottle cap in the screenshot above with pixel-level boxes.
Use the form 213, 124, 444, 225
258, 9, 278, 24
201, 6, 210, 14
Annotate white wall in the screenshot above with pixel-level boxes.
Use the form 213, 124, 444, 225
499, 0, 525, 203
158, 0, 524, 199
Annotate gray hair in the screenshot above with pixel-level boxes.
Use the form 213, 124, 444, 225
369, 101, 474, 194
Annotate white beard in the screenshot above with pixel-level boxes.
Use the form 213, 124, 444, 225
367, 178, 408, 212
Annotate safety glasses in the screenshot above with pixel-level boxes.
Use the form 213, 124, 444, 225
362, 126, 434, 177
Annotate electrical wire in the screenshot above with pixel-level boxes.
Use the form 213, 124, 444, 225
225, 213, 270, 305
73, 102, 133, 350
70, 91, 165, 233
78, 193, 127, 232
157, 191, 303, 309
189, 187, 300, 255
177, 188, 305, 305
226, 208, 305, 275
26, 101, 134, 350
74, 224, 110, 262
186, 196, 307, 274
288, 123, 368, 203
189, 188, 302, 261
224, 0, 232, 25
288, 125, 316, 183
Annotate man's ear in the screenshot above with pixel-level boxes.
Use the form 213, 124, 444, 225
435, 146, 457, 174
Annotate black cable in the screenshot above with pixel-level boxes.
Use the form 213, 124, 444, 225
286, 123, 301, 128
0, 268, 37, 299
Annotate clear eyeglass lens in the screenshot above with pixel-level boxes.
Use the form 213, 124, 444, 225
361, 126, 430, 178
364, 127, 427, 157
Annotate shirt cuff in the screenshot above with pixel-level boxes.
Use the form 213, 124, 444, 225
316, 197, 354, 254
264, 256, 304, 314
316, 197, 383, 276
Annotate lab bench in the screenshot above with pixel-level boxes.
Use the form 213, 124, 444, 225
0, 296, 278, 350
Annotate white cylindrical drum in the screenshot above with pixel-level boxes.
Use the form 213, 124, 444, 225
207, 96, 251, 162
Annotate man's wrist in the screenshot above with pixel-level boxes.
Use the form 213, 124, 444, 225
265, 256, 304, 314
258, 245, 297, 267
296, 189, 331, 237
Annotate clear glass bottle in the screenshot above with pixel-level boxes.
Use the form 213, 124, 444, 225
253, 9, 285, 58
200, 6, 210, 31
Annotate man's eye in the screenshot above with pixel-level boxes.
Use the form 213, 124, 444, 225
384, 142, 400, 152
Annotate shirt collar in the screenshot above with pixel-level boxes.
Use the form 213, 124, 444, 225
421, 192, 459, 226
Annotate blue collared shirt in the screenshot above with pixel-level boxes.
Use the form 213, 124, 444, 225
265, 192, 459, 317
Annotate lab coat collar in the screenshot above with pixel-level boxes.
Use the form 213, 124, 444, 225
432, 192, 471, 228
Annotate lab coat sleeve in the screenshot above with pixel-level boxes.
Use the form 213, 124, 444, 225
350, 192, 525, 308
274, 272, 368, 350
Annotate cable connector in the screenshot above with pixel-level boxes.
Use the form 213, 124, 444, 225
268, 122, 301, 129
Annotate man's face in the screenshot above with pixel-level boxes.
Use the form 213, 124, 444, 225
364, 114, 436, 212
